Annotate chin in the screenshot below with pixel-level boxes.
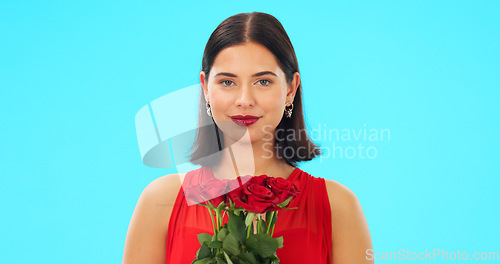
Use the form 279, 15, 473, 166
225, 130, 267, 146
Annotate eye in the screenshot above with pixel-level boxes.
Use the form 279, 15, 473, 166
219, 80, 234, 87
258, 79, 272, 86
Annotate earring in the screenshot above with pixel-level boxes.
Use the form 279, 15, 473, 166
285, 102, 294, 118
206, 102, 212, 117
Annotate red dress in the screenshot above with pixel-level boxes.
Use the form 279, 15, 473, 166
165, 166, 332, 264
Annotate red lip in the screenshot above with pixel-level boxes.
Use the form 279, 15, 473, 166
230, 115, 260, 127
230, 115, 260, 119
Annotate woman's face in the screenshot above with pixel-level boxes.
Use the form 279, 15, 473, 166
200, 42, 299, 144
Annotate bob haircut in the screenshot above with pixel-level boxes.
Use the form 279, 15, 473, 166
188, 11, 321, 168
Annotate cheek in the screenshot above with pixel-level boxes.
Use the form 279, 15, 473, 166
260, 103, 285, 131
269, 103, 284, 117
209, 92, 232, 113
262, 97, 285, 116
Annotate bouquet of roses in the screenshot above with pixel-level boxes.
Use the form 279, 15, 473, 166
184, 174, 300, 264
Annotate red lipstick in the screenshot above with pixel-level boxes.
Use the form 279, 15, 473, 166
230, 115, 260, 127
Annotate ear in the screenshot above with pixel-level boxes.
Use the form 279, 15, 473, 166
200, 70, 209, 102
286, 72, 300, 103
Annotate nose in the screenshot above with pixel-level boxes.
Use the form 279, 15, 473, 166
234, 84, 255, 108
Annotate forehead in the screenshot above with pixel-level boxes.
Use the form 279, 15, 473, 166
211, 42, 282, 76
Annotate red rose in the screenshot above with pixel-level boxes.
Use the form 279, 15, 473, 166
227, 175, 280, 214
226, 175, 252, 193
266, 177, 300, 204
226, 175, 250, 208
244, 182, 280, 213
184, 179, 228, 207
247, 174, 267, 186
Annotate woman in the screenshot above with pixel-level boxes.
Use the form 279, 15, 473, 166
123, 12, 373, 264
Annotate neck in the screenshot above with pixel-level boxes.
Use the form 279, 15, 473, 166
210, 132, 295, 180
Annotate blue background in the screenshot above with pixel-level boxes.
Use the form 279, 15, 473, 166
1, 0, 498, 263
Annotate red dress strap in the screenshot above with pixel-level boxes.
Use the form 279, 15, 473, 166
165, 167, 332, 264
273, 169, 332, 263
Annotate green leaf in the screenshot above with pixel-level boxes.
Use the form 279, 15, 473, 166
207, 199, 215, 209
230, 255, 241, 264
198, 233, 212, 246
228, 211, 246, 243
245, 235, 258, 252
245, 234, 279, 258
222, 232, 241, 255
223, 251, 234, 264
234, 208, 246, 214
270, 212, 278, 229
238, 252, 259, 264
275, 236, 283, 249
217, 201, 226, 212
265, 212, 272, 225
277, 196, 293, 208
238, 211, 246, 222
198, 243, 212, 260
258, 219, 266, 234
248, 223, 254, 237
217, 227, 228, 241
206, 259, 218, 264
193, 257, 213, 264
208, 240, 223, 249
269, 252, 281, 263
245, 212, 255, 227
214, 256, 225, 264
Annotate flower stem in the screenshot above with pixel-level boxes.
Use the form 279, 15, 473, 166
257, 214, 261, 234
266, 211, 275, 234
271, 212, 278, 236
207, 207, 216, 235
215, 210, 220, 231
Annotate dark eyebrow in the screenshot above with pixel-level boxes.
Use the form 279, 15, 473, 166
214, 71, 277, 78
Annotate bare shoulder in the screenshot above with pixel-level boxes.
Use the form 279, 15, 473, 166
323, 178, 367, 227
323, 179, 373, 264
323, 179, 361, 211
122, 173, 183, 264
140, 173, 183, 206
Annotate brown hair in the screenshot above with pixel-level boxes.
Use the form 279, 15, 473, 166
188, 12, 321, 168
